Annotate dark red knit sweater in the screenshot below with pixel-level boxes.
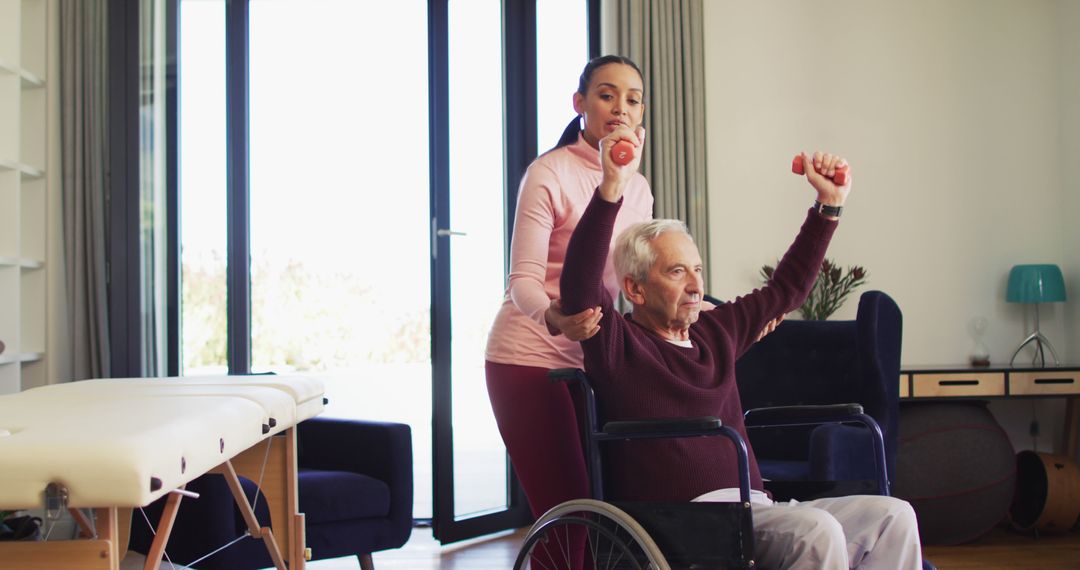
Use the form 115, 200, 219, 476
560, 192, 837, 502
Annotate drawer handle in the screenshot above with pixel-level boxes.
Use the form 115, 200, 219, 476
1033, 378, 1075, 385
939, 380, 979, 386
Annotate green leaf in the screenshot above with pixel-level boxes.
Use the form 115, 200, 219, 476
761, 257, 869, 320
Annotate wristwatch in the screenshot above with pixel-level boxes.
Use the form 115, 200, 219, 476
813, 200, 843, 218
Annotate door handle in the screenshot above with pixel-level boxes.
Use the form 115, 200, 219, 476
432, 218, 467, 260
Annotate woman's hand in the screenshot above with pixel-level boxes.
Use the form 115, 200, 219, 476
597, 125, 646, 203
797, 151, 851, 212
545, 299, 603, 341
755, 315, 785, 342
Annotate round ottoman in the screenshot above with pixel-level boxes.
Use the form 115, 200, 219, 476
1011, 451, 1080, 533
894, 401, 1016, 545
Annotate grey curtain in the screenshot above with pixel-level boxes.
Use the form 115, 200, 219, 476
59, 0, 111, 380
608, 0, 709, 275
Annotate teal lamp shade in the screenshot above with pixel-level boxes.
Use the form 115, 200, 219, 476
1006, 264, 1066, 304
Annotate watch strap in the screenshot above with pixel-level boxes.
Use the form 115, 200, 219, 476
813, 200, 843, 218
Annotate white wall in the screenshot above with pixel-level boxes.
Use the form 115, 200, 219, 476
702, 0, 1076, 454
1060, 1, 1080, 364
704, 0, 1069, 368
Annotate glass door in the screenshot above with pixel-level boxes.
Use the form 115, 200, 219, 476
430, 0, 533, 542
431, 0, 592, 543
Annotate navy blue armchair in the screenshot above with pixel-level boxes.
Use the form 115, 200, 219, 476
734, 290, 902, 489
129, 417, 413, 569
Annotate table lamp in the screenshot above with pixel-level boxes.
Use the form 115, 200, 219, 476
1007, 264, 1066, 366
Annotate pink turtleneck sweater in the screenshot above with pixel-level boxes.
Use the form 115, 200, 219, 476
485, 133, 653, 369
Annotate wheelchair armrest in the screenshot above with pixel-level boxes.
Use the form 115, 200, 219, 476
744, 403, 864, 427
603, 416, 722, 435
745, 403, 892, 496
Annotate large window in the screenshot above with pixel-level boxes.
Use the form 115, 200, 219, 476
179, 0, 227, 374
536, 0, 589, 152
179, 0, 434, 515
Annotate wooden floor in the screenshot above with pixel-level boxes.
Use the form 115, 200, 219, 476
294, 524, 1080, 569
922, 526, 1080, 569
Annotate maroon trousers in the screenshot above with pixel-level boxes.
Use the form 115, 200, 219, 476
485, 360, 591, 517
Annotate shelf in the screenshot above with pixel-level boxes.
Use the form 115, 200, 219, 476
0, 159, 44, 178
0, 58, 44, 89
0, 0, 50, 394
20, 163, 43, 179
19, 69, 44, 89
0, 257, 43, 269
0, 352, 43, 365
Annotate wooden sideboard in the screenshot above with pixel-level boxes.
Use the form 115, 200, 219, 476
899, 364, 1080, 459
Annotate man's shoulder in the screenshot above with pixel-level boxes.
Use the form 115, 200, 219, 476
690, 309, 735, 340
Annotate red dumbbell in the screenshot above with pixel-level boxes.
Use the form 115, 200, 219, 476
792, 154, 848, 185
611, 140, 635, 166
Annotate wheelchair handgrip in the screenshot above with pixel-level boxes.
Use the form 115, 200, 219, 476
744, 403, 864, 427
602, 417, 722, 435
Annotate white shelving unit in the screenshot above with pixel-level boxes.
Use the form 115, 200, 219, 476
0, 0, 49, 394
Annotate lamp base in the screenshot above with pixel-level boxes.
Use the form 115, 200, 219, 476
1009, 331, 1061, 367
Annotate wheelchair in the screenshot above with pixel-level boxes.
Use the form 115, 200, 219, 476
512, 368, 893, 570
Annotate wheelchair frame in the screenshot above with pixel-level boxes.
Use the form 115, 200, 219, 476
512, 368, 892, 570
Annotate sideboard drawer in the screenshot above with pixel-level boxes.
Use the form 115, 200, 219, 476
899, 374, 910, 398
1011, 371, 1080, 395
911, 372, 1006, 397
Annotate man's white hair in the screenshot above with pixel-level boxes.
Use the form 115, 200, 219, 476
613, 218, 693, 284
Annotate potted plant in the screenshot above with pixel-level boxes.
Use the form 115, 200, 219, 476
761, 258, 868, 320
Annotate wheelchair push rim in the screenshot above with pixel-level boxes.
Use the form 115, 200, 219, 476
513, 499, 670, 570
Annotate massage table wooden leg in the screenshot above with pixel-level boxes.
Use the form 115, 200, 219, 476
70, 508, 95, 538
211, 426, 305, 569
95, 506, 120, 570
142, 489, 185, 570
213, 460, 286, 570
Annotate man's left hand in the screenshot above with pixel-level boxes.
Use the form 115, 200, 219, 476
797, 151, 851, 211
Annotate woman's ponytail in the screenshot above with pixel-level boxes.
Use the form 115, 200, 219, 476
553, 115, 582, 150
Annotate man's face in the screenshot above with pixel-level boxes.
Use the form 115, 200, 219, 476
631, 231, 704, 337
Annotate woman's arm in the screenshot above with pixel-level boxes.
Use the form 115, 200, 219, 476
505, 164, 563, 326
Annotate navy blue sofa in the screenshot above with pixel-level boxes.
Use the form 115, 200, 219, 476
129, 417, 413, 569
735, 290, 902, 487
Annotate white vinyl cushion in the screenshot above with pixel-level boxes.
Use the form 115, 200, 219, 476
0, 375, 324, 509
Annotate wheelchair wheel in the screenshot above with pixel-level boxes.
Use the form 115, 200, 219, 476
513, 499, 669, 570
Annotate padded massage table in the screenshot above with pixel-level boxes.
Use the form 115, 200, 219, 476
0, 375, 325, 570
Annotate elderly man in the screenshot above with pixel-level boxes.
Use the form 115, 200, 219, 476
559, 130, 921, 569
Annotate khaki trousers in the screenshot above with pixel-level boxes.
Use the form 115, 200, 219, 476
696, 492, 922, 570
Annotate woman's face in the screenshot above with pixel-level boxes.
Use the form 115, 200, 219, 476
573, 63, 644, 148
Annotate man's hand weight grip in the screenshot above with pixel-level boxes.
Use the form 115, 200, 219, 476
612, 141, 635, 166
792, 155, 848, 185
